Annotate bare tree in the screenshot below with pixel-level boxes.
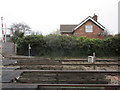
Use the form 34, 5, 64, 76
98, 29, 113, 38
10, 23, 31, 43
10, 23, 31, 35
31, 31, 42, 35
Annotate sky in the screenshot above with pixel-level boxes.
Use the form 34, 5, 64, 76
0, 0, 119, 37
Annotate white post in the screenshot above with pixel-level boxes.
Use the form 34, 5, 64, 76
93, 52, 95, 58
15, 44, 17, 54
5, 23, 7, 42
28, 44, 31, 57
93, 52, 96, 70
93, 52, 96, 61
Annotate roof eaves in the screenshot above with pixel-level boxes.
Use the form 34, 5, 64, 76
89, 17, 106, 30
60, 31, 73, 32
73, 16, 91, 31
73, 16, 106, 31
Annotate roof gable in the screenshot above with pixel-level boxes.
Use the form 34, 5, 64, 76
73, 16, 106, 31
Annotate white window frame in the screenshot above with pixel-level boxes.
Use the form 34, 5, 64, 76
85, 25, 93, 32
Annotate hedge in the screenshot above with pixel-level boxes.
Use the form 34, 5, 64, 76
17, 34, 120, 57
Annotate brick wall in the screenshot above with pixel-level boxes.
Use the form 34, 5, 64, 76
73, 20, 104, 39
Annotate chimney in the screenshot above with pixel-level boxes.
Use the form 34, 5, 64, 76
92, 14, 98, 21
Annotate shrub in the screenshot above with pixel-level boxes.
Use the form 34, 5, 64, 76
17, 35, 120, 57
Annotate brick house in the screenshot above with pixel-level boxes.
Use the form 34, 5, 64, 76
60, 14, 106, 39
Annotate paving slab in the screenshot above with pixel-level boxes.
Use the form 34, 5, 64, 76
2, 83, 37, 90
1, 70, 23, 83
1, 66, 20, 70
1, 59, 17, 66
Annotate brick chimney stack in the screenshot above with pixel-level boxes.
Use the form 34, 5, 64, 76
92, 14, 98, 21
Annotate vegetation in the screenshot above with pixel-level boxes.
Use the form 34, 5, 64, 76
16, 34, 120, 58
10, 23, 31, 43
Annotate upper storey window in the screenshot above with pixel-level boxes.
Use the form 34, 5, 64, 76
85, 25, 93, 32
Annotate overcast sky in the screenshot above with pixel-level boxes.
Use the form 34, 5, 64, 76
0, 0, 119, 37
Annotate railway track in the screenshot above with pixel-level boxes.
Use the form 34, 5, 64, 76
2, 58, 120, 90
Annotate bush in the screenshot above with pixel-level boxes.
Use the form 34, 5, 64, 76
17, 35, 46, 56
17, 35, 120, 57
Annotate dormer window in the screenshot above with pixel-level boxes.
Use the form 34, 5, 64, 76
85, 25, 93, 32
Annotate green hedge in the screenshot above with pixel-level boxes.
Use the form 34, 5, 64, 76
17, 34, 120, 57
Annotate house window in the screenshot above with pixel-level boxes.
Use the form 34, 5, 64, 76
85, 25, 93, 32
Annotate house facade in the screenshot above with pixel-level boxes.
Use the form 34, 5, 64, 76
60, 14, 106, 39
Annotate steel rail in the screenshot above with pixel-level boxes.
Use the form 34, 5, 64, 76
61, 63, 119, 65
57, 59, 119, 61
7, 63, 119, 65
1, 83, 120, 87
1, 70, 119, 73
